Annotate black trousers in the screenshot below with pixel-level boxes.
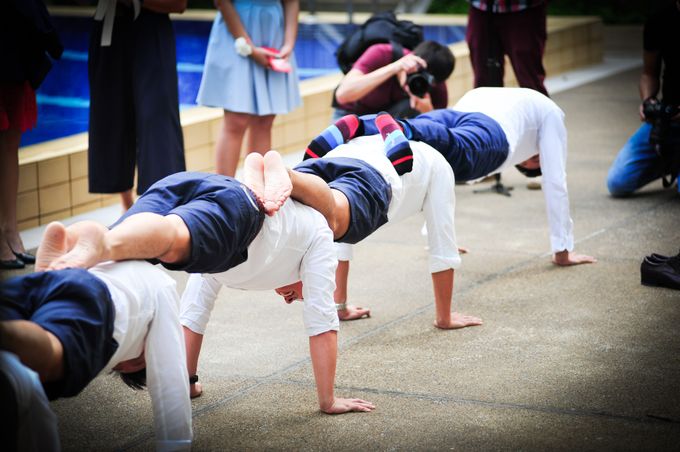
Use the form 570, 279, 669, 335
88, 8, 185, 195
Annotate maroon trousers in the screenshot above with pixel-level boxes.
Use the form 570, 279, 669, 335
466, 3, 548, 96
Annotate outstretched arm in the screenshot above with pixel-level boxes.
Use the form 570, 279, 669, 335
309, 331, 374, 413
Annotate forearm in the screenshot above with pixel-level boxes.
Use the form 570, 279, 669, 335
431, 269, 454, 327
282, 0, 299, 49
309, 331, 338, 412
335, 65, 401, 104
217, 0, 248, 40
640, 73, 660, 101
143, 0, 187, 14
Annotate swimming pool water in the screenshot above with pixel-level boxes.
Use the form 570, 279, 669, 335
22, 16, 465, 146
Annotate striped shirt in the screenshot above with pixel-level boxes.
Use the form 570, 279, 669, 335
468, 0, 544, 13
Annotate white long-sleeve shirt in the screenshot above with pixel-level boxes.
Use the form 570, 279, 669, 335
180, 199, 340, 337
90, 261, 192, 452
453, 87, 574, 253
326, 135, 461, 273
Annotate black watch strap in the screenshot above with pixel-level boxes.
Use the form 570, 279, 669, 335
189, 374, 199, 385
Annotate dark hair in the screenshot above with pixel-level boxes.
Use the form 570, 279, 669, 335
515, 164, 542, 178
412, 41, 455, 82
119, 368, 147, 390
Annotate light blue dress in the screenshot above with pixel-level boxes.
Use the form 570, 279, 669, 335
197, 0, 301, 115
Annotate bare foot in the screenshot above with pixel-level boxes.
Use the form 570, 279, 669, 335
262, 150, 292, 216
190, 381, 202, 399
243, 152, 265, 205
36, 222, 68, 271
48, 221, 108, 270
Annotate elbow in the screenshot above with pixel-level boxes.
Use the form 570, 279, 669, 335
334, 88, 350, 105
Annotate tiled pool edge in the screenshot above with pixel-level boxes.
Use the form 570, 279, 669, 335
17, 14, 602, 231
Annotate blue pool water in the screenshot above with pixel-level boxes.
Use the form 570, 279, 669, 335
22, 16, 465, 146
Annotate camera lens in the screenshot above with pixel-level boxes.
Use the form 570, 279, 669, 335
406, 71, 435, 98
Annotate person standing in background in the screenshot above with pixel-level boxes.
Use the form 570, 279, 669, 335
0, 0, 62, 270
88, 0, 187, 211
197, 0, 301, 177
465, 0, 549, 96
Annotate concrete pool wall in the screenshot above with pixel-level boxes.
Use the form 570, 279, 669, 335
16, 11, 602, 231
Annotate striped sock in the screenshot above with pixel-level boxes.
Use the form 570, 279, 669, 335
303, 114, 363, 160
375, 112, 413, 175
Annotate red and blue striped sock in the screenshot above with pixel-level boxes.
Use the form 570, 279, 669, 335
375, 112, 413, 175
304, 114, 363, 160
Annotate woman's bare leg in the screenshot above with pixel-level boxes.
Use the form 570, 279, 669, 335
216, 112, 250, 177
246, 114, 275, 155
0, 129, 26, 261
120, 189, 135, 211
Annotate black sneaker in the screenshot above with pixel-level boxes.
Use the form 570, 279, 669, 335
641, 253, 680, 290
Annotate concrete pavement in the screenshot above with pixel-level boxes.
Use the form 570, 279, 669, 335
6, 26, 680, 451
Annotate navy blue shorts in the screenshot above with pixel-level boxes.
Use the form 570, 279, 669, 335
360, 110, 510, 182
294, 157, 391, 244
112, 172, 265, 274
0, 269, 118, 400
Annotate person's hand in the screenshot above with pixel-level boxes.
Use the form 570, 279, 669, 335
278, 43, 294, 60
552, 250, 597, 266
322, 397, 375, 414
337, 304, 370, 321
434, 312, 483, 330
250, 46, 278, 68
408, 90, 434, 113
640, 96, 658, 121
394, 53, 427, 76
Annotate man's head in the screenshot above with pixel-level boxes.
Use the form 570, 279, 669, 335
275, 281, 304, 304
515, 154, 542, 178
412, 41, 455, 83
114, 352, 147, 390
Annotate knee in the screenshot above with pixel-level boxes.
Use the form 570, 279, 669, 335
606, 167, 634, 197
223, 113, 250, 133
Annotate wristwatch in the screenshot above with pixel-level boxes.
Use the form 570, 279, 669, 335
234, 37, 253, 57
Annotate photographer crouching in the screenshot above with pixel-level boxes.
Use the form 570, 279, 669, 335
607, 0, 680, 197
332, 41, 455, 121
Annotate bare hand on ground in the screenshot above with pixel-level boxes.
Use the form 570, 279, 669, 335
337, 304, 370, 321
552, 250, 597, 266
434, 312, 483, 330
322, 398, 375, 414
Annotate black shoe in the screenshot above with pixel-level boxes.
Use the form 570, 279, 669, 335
641, 255, 680, 290
0, 258, 24, 270
12, 251, 35, 264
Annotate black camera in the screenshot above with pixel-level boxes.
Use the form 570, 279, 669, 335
406, 70, 435, 98
642, 98, 680, 187
643, 99, 679, 145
